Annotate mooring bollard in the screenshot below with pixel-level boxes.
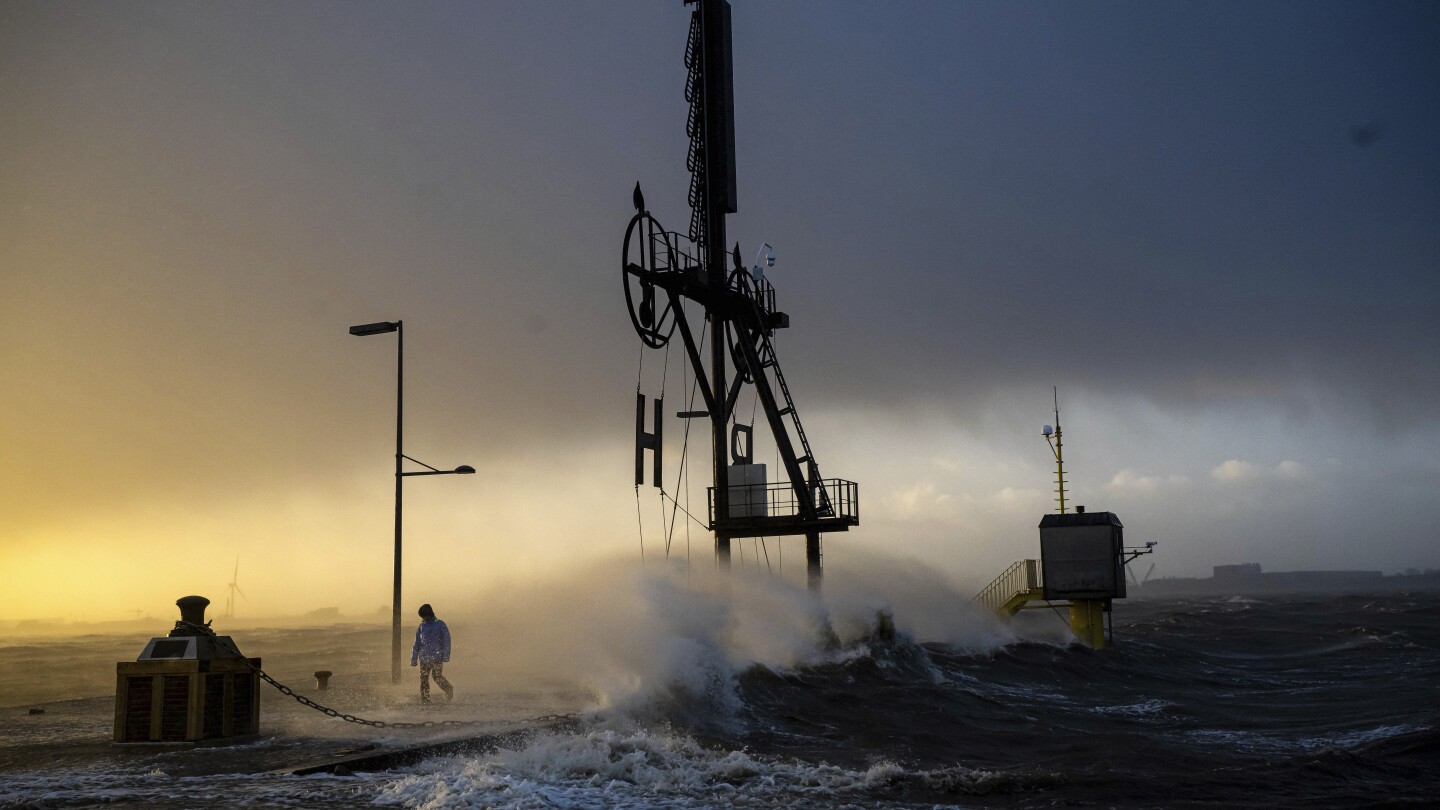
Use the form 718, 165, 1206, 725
314, 671, 333, 690
113, 595, 261, 743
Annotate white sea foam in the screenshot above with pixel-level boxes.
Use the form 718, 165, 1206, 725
0, 723, 1031, 810
1181, 723, 1426, 755
0, 768, 386, 809
1085, 698, 1174, 718
372, 720, 1018, 809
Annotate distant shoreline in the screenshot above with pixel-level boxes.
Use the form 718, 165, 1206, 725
0, 616, 390, 640
1136, 569, 1440, 598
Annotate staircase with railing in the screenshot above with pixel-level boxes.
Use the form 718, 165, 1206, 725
976, 559, 1045, 616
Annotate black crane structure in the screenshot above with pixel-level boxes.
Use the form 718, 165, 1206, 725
621, 0, 858, 590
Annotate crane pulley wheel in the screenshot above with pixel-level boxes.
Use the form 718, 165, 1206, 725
622, 209, 679, 350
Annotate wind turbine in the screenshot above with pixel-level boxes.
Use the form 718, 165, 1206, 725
225, 557, 247, 619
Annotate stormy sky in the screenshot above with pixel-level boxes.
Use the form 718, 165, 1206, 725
2, 1, 1437, 622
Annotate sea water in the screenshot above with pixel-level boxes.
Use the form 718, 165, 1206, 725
2, 570, 1436, 808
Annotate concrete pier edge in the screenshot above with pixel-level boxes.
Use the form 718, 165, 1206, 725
285, 719, 581, 776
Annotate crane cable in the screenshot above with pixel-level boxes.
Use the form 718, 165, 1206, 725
635, 345, 646, 564
745, 379, 772, 574
657, 341, 672, 561
636, 333, 678, 566
663, 315, 707, 557
632, 304, 708, 566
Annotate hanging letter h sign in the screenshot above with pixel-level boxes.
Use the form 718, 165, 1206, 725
635, 393, 663, 487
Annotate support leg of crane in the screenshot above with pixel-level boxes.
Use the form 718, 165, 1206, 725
716, 536, 731, 570
805, 531, 822, 592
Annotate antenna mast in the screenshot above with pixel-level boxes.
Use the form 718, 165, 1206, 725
1043, 387, 1067, 514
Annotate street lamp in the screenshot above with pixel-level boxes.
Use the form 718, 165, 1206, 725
401, 455, 476, 477
349, 320, 474, 684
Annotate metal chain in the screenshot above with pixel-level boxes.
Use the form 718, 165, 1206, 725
173, 621, 577, 730
250, 660, 576, 729
248, 656, 579, 730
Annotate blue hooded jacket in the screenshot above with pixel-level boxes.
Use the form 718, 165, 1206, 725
410, 617, 451, 665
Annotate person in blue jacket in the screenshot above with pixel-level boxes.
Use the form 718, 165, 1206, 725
410, 603, 453, 703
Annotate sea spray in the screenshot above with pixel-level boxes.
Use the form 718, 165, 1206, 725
820, 548, 1020, 652
435, 552, 1015, 730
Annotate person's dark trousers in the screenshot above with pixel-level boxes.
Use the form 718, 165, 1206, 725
419, 661, 453, 703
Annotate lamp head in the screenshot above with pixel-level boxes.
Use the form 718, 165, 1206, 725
349, 321, 401, 336
1042, 424, 1054, 437
454, 465, 476, 474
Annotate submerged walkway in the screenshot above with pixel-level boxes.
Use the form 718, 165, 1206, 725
1, 669, 586, 778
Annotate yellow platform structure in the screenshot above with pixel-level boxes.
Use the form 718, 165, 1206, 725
976, 558, 1111, 648
1065, 599, 1107, 648
984, 394, 1131, 648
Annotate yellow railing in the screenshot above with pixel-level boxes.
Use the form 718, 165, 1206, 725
975, 559, 1041, 615
975, 558, 1109, 647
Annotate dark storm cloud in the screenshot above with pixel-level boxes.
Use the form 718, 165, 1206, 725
36, 1, 1437, 432
4, 0, 1434, 445
711, 2, 1440, 428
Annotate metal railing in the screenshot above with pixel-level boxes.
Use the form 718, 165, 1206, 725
646, 228, 780, 319
649, 229, 701, 276
732, 270, 778, 319
975, 559, 1041, 614
707, 478, 858, 528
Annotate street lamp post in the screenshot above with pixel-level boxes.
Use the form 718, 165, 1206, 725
349, 320, 474, 683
